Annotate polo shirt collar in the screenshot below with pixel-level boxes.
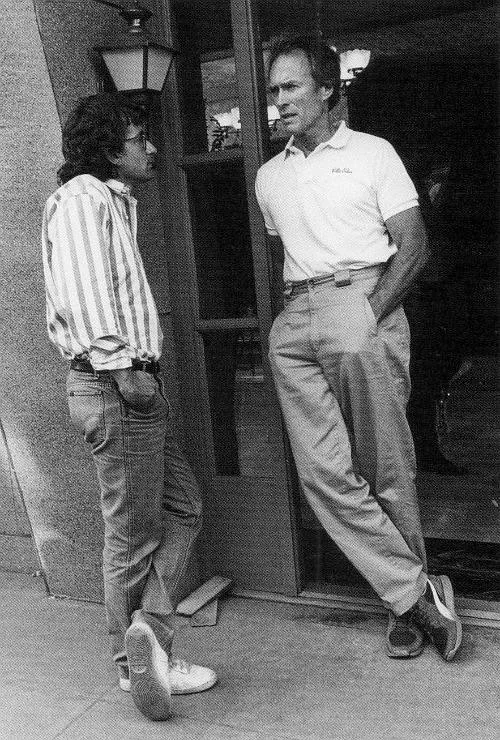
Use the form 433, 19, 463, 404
284, 120, 351, 158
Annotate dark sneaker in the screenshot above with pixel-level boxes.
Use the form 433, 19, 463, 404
386, 611, 425, 658
125, 613, 171, 721
410, 575, 462, 661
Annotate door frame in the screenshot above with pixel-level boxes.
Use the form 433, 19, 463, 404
155, 0, 303, 596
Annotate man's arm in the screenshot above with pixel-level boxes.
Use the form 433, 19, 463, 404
255, 171, 285, 313
268, 235, 285, 314
109, 367, 156, 410
368, 206, 430, 322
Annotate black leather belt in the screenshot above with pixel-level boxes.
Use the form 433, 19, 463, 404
284, 265, 384, 297
70, 358, 160, 375
290, 270, 352, 289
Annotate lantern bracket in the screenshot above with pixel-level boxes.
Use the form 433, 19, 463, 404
91, 0, 152, 34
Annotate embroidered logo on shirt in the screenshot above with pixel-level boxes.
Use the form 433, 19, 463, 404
331, 167, 352, 174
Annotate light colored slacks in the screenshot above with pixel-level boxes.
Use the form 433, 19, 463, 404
269, 268, 427, 615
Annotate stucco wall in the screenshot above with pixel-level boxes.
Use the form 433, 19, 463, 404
0, 0, 73, 585
0, 0, 179, 600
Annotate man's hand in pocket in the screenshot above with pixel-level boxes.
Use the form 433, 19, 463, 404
110, 368, 156, 411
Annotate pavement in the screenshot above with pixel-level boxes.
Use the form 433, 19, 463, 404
1, 570, 500, 740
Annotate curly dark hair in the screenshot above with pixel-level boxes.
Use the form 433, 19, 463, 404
57, 93, 145, 185
267, 32, 341, 110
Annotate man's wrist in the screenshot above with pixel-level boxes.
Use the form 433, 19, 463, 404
368, 293, 383, 322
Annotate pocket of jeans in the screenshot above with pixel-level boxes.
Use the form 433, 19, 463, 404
115, 371, 159, 414
67, 390, 106, 446
119, 387, 157, 413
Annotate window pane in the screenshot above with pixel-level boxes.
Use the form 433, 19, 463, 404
188, 163, 257, 319
203, 332, 280, 477
173, 0, 241, 154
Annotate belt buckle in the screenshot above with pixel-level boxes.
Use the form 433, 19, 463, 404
283, 284, 293, 298
334, 269, 352, 287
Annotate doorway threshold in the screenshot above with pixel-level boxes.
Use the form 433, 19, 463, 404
231, 587, 500, 629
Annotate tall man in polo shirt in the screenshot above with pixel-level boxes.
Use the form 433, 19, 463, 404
42, 94, 216, 721
255, 33, 462, 661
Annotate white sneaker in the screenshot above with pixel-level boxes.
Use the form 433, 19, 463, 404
124, 617, 171, 721
169, 658, 218, 695
119, 657, 217, 695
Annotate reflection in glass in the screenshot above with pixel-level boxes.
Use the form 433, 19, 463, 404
210, 103, 281, 152
203, 332, 280, 478
172, 0, 238, 155
201, 57, 240, 152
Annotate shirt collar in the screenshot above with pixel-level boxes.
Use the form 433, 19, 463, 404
284, 120, 351, 158
105, 178, 134, 199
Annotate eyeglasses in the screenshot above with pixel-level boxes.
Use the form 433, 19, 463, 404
124, 131, 147, 150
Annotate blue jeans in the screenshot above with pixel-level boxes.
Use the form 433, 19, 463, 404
66, 369, 202, 672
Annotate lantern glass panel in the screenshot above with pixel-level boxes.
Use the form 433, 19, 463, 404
147, 47, 173, 91
101, 48, 144, 91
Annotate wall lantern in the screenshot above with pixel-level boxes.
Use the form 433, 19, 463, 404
92, 0, 176, 102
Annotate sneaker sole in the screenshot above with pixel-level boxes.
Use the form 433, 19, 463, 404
121, 668, 218, 695
171, 674, 218, 694
435, 575, 463, 661
125, 623, 171, 721
386, 643, 424, 659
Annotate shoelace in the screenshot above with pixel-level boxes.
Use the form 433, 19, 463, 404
169, 657, 190, 673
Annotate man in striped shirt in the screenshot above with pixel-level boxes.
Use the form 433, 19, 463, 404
42, 93, 216, 721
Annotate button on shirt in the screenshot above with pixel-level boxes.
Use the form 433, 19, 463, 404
42, 174, 162, 370
255, 121, 419, 282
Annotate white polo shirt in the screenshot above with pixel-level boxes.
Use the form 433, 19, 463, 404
255, 121, 419, 282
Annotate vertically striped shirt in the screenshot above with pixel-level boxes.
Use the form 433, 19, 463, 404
42, 174, 163, 370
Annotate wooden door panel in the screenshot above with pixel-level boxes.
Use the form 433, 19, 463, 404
202, 476, 298, 594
